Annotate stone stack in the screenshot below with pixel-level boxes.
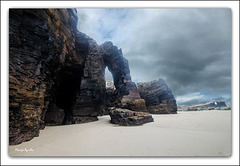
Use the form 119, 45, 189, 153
137, 79, 177, 114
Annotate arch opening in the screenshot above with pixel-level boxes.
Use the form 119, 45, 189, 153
105, 67, 115, 90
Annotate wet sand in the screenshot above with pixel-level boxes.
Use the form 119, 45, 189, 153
9, 110, 231, 157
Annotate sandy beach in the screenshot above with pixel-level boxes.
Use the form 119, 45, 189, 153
9, 110, 231, 157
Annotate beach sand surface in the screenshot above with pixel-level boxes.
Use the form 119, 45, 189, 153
9, 110, 231, 156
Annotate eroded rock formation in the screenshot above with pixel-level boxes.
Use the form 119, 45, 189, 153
137, 79, 177, 114
109, 108, 153, 126
9, 9, 83, 145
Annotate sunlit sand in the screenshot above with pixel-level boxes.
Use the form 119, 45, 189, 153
9, 110, 231, 157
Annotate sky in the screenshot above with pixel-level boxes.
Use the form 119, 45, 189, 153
76, 8, 231, 106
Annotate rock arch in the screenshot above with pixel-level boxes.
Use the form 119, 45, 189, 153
101, 42, 131, 95
71, 39, 140, 123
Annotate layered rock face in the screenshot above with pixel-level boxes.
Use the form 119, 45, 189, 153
137, 79, 177, 114
9, 9, 83, 145
72, 33, 105, 123
9, 9, 137, 145
109, 108, 153, 126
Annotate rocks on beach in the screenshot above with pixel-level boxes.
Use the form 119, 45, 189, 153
137, 79, 177, 114
109, 108, 154, 126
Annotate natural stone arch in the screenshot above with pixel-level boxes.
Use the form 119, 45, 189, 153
100, 41, 131, 96
100, 42, 142, 110
72, 40, 141, 123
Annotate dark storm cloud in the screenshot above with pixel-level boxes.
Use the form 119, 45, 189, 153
77, 8, 231, 105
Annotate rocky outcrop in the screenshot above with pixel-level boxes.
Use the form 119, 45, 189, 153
109, 108, 154, 126
137, 79, 177, 114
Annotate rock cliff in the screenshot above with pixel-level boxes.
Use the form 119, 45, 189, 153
9, 9, 83, 145
137, 79, 177, 114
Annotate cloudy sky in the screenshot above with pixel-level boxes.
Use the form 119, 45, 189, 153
76, 8, 231, 106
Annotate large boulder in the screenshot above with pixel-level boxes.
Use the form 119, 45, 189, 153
137, 79, 177, 114
109, 108, 154, 126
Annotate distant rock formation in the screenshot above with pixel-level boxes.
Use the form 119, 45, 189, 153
191, 101, 227, 108
178, 101, 229, 111
137, 79, 177, 114
109, 108, 154, 126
